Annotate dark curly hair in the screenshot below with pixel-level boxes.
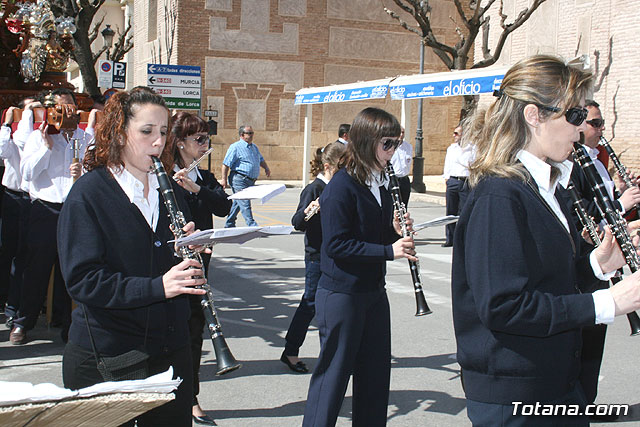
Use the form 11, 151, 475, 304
84, 87, 172, 172
309, 141, 346, 177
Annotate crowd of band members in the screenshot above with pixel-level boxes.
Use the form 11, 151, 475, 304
5, 55, 640, 426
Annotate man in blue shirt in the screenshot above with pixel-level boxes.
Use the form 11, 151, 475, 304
220, 125, 271, 227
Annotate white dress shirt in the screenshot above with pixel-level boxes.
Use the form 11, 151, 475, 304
21, 127, 90, 203
0, 111, 35, 192
443, 143, 475, 179
585, 145, 622, 212
366, 172, 389, 207
390, 140, 413, 178
517, 149, 615, 325
111, 167, 160, 231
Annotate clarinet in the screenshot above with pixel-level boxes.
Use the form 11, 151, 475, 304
573, 142, 640, 271
599, 136, 637, 211
385, 162, 432, 316
566, 181, 640, 336
151, 156, 241, 375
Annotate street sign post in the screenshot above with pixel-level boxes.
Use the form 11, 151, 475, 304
147, 64, 201, 110
98, 60, 127, 89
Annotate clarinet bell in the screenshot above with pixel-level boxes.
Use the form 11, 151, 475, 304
213, 335, 242, 375
627, 311, 640, 336
415, 291, 433, 316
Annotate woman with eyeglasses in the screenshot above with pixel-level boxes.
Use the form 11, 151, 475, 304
170, 112, 231, 426
452, 55, 640, 426
302, 107, 416, 427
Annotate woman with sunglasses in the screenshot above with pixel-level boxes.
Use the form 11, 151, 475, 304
170, 112, 231, 426
452, 55, 640, 426
303, 107, 416, 427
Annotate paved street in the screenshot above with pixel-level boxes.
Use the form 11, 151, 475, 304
1, 186, 640, 426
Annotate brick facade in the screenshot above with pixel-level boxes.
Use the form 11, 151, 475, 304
133, 0, 466, 178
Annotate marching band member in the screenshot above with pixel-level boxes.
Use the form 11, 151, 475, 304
452, 54, 640, 426
281, 141, 345, 374
170, 111, 231, 426
303, 107, 416, 427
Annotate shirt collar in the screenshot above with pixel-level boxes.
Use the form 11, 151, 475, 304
366, 171, 389, 190
317, 172, 329, 184
585, 144, 600, 160
516, 149, 573, 193
110, 167, 160, 202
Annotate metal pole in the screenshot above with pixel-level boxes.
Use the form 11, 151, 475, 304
412, 41, 426, 193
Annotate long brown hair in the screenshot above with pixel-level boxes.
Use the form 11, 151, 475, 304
85, 87, 172, 172
310, 141, 346, 177
468, 54, 593, 187
339, 107, 401, 186
169, 112, 209, 169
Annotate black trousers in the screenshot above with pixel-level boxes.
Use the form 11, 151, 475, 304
14, 200, 69, 331
63, 341, 193, 426
398, 175, 411, 208
188, 253, 211, 405
0, 190, 30, 315
445, 177, 469, 245
578, 324, 607, 404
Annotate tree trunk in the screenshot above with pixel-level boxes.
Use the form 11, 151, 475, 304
72, 29, 100, 96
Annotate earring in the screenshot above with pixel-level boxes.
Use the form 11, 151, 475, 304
179, 145, 184, 149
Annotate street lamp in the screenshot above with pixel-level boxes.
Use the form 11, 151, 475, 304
412, 41, 426, 193
101, 24, 115, 59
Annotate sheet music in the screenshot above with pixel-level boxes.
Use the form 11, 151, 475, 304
175, 225, 294, 247
228, 183, 285, 204
413, 215, 459, 232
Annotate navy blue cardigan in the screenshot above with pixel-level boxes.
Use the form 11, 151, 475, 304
318, 168, 398, 293
291, 177, 326, 261
176, 168, 231, 230
452, 175, 599, 405
58, 167, 192, 357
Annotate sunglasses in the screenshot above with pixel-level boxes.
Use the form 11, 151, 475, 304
538, 105, 588, 126
380, 137, 401, 151
190, 135, 209, 146
243, 131, 254, 135
586, 118, 605, 128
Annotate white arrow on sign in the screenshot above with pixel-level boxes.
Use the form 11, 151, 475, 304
148, 64, 156, 73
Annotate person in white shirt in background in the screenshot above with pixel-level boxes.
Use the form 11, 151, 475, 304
442, 124, 475, 247
336, 123, 350, 145
9, 88, 93, 345
390, 127, 413, 207
0, 99, 38, 328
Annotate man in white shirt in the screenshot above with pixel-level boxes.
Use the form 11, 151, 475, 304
442, 125, 474, 247
390, 128, 413, 206
10, 89, 91, 345
335, 124, 350, 145
0, 100, 37, 328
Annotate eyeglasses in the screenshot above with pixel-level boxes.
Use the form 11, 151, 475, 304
190, 135, 209, 146
453, 132, 461, 136
538, 105, 588, 126
380, 137, 401, 151
586, 118, 605, 128
243, 131, 254, 135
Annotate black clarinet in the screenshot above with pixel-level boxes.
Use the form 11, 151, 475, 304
599, 136, 637, 211
566, 181, 640, 336
151, 156, 241, 375
385, 162, 432, 316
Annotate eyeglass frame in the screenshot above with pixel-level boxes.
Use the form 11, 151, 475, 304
536, 104, 588, 126
243, 131, 254, 135
586, 118, 605, 128
380, 137, 401, 151
187, 135, 209, 146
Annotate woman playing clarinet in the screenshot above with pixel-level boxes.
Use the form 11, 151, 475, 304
58, 87, 205, 426
452, 54, 640, 426
281, 141, 345, 373
170, 112, 231, 426
303, 107, 416, 427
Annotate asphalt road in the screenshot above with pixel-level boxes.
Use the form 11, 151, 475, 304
1, 187, 639, 426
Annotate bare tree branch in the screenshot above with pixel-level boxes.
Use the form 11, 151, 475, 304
610, 83, 619, 142
88, 14, 105, 46
109, 19, 134, 62
593, 37, 613, 93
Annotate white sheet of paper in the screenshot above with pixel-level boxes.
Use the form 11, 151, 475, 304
228, 183, 285, 204
413, 215, 459, 231
175, 225, 293, 247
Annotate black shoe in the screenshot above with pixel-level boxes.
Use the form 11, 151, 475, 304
5, 316, 14, 329
280, 353, 309, 373
192, 414, 217, 425
441, 242, 453, 247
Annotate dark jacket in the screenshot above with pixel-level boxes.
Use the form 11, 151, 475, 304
291, 177, 326, 261
176, 168, 231, 230
58, 167, 192, 357
452, 175, 598, 405
318, 168, 398, 294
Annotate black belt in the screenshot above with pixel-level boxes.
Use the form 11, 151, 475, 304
450, 176, 468, 181
5, 188, 28, 197
233, 170, 257, 180
36, 199, 63, 210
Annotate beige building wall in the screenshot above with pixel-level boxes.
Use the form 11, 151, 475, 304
476, 0, 640, 171
131, 0, 466, 178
